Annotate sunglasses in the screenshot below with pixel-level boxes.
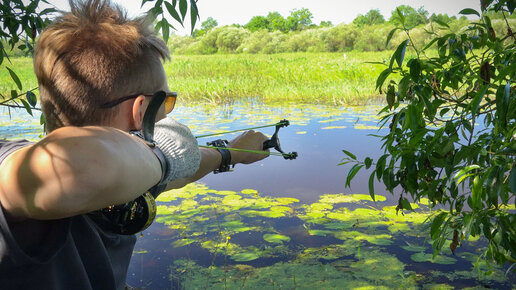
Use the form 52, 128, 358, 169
100, 91, 177, 114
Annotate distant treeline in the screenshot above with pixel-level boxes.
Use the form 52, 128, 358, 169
169, 6, 515, 54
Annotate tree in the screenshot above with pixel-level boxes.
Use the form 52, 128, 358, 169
267, 12, 288, 32
0, 0, 55, 115
286, 8, 314, 31
345, 0, 516, 269
0, 0, 199, 115
193, 16, 218, 37
319, 20, 333, 28
353, 9, 385, 27
389, 5, 428, 28
429, 13, 457, 24
244, 15, 269, 32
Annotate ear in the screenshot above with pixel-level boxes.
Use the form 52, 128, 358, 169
131, 95, 147, 130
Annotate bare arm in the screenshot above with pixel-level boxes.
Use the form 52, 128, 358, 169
0, 126, 162, 220
165, 130, 269, 190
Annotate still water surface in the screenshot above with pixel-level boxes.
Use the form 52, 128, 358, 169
1, 103, 515, 289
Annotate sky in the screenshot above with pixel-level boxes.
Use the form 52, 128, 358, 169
46, 0, 481, 35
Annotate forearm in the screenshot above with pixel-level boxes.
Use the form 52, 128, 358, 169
0, 126, 161, 220
165, 130, 270, 190
165, 147, 221, 190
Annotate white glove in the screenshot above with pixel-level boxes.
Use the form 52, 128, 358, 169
153, 118, 201, 183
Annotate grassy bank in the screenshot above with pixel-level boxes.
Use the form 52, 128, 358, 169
1, 51, 392, 105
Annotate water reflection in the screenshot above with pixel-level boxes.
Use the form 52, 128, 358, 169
1, 103, 514, 289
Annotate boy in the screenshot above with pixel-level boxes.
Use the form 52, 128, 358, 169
0, 0, 268, 288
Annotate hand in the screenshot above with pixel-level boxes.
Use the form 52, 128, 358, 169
227, 130, 270, 164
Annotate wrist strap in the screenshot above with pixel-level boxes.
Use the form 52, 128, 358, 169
207, 139, 232, 173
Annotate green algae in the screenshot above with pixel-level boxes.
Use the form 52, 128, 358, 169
319, 193, 387, 204
148, 182, 513, 288
169, 258, 414, 290
298, 242, 358, 261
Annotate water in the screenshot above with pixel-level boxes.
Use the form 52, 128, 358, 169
1, 104, 514, 289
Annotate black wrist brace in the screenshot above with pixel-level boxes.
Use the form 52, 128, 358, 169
207, 139, 232, 173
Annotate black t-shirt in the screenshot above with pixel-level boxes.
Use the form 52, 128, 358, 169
0, 139, 136, 290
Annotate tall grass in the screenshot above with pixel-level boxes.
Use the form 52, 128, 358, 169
0, 51, 394, 105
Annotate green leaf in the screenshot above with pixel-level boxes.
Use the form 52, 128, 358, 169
161, 18, 170, 43
386, 85, 395, 107
385, 28, 399, 48
454, 165, 480, 180
401, 198, 412, 210
20, 99, 33, 116
368, 171, 375, 201
346, 164, 364, 187
471, 176, 482, 209
433, 19, 449, 28
140, 0, 156, 8
342, 149, 356, 160
422, 37, 440, 51
508, 0, 516, 13
376, 68, 391, 91
364, 157, 372, 169
164, 1, 183, 25
179, 0, 187, 20
376, 154, 388, 180
398, 76, 411, 100
430, 212, 447, 240
26, 91, 37, 107
459, 8, 480, 17
395, 40, 409, 68
409, 59, 421, 81
190, 0, 199, 34
396, 8, 406, 25
471, 85, 488, 115
6, 67, 22, 90
509, 165, 516, 194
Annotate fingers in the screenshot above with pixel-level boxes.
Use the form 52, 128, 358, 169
227, 130, 270, 164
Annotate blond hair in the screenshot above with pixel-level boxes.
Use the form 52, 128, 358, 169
34, 0, 170, 132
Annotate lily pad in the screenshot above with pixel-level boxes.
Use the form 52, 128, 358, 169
263, 233, 291, 243
173, 238, 196, 248
308, 229, 334, 236
334, 230, 393, 246
320, 193, 387, 204
388, 223, 411, 233
410, 253, 456, 265
400, 243, 428, 252
321, 126, 347, 130
213, 190, 237, 195
231, 252, 260, 262
241, 189, 258, 195
276, 197, 300, 205
311, 202, 333, 210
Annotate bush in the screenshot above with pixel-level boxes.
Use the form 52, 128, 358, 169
326, 24, 359, 52
354, 24, 392, 51
215, 26, 249, 53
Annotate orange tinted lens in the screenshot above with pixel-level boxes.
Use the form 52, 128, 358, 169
164, 95, 176, 113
